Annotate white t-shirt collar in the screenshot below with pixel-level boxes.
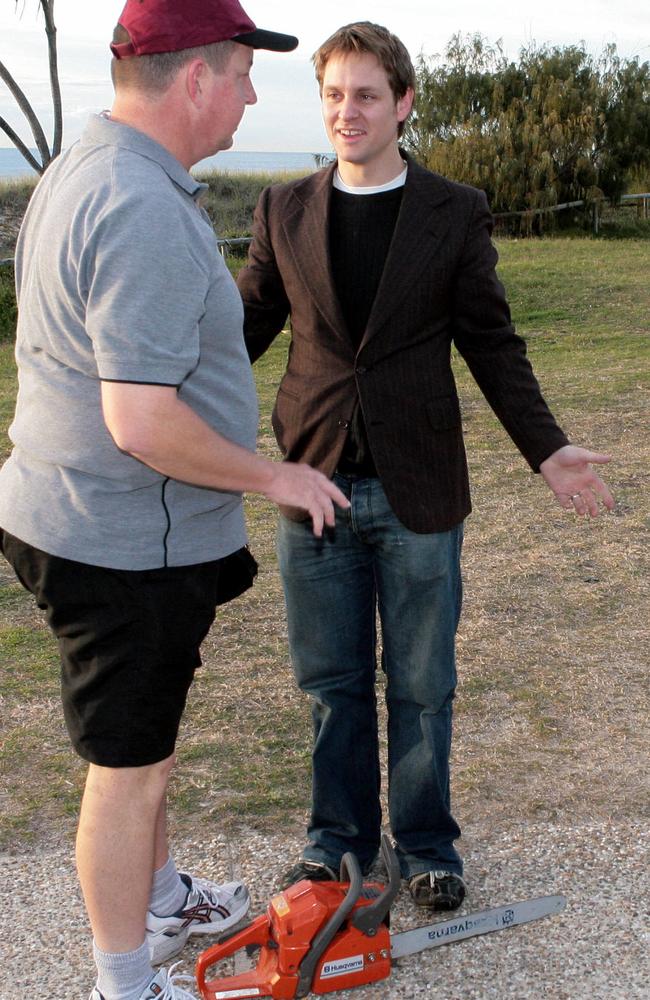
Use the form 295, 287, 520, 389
333, 163, 408, 195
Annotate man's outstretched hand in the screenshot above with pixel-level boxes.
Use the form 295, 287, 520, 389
540, 445, 615, 517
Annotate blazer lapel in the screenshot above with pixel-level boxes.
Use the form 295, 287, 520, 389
360, 158, 452, 350
281, 164, 352, 351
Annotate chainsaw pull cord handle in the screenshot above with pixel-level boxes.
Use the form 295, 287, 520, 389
294, 851, 363, 999
350, 832, 402, 936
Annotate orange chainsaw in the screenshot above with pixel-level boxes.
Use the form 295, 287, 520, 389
196, 835, 565, 1000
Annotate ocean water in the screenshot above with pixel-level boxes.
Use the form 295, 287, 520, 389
195, 150, 333, 175
0, 146, 333, 180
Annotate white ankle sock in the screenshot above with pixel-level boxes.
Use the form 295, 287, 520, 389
93, 940, 153, 1000
149, 854, 188, 916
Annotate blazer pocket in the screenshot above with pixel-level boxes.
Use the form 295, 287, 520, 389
426, 395, 462, 431
277, 382, 301, 402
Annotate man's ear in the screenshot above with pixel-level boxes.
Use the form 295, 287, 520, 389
186, 58, 206, 107
396, 86, 415, 123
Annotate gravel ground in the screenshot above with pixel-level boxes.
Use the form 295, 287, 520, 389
1, 818, 648, 1000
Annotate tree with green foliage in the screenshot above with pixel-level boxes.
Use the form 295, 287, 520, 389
404, 35, 650, 229
0, 0, 62, 174
595, 48, 650, 201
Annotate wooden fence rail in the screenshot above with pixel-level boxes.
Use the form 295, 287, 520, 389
493, 192, 650, 234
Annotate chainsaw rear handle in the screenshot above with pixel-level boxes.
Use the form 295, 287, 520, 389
351, 833, 401, 935
195, 912, 272, 996
294, 851, 363, 998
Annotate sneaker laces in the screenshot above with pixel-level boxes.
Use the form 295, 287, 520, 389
182, 874, 228, 905
189, 875, 215, 896
157, 962, 197, 999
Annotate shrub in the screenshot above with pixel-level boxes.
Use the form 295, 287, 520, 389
195, 170, 308, 237
0, 266, 17, 343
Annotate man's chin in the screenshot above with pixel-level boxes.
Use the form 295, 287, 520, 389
332, 142, 367, 165
213, 136, 235, 155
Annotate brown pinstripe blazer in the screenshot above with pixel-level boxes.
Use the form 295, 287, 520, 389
237, 153, 569, 533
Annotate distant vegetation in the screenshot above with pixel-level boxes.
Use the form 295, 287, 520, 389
0, 175, 34, 218
404, 36, 650, 233
193, 170, 306, 238
0, 264, 16, 342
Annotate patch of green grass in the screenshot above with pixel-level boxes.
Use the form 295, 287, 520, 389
0, 342, 17, 458
0, 726, 85, 846
453, 239, 650, 421
495, 239, 649, 338
0, 581, 24, 606
1, 625, 59, 698
169, 625, 311, 831
250, 332, 291, 440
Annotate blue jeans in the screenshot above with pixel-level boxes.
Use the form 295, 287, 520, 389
277, 474, 464, 878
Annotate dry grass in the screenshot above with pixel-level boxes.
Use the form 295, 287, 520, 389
0, 237, 648, 851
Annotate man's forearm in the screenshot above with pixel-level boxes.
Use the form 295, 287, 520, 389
101, 381, 275, 494
100, 381, 350, 536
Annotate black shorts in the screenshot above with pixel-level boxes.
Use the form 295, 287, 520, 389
0, 530, 224, 767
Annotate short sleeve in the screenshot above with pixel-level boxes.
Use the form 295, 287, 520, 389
83, 185, 213, 385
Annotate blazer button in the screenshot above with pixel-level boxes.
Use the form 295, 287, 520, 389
338, 419, 350, 429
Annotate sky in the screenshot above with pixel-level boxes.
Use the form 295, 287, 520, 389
1, 0, 649, 153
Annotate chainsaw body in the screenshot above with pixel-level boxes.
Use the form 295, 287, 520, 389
196, 837, 400, 999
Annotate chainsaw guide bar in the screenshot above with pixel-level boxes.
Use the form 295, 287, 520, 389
390, 893, 566, 958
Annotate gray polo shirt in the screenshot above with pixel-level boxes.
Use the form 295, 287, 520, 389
0, 115, 258, 569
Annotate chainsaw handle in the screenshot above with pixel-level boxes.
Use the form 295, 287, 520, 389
295, 851, 363, 998
195, 913, 271, 996
351, 833, 401, 936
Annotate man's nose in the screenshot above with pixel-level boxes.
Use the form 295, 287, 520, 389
338, 96, 359, 119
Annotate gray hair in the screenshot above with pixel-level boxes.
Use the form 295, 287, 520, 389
111, 25, 237, 93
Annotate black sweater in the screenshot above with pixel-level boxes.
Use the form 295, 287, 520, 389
329, 185, 403, 475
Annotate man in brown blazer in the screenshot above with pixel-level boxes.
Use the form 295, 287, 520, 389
237, 21, 614, 911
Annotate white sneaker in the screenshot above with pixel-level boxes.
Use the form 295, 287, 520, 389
146, 873, 250, 964
90, 963, 197, 999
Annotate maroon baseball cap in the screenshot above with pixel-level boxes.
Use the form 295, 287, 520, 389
111, 0, 298, 59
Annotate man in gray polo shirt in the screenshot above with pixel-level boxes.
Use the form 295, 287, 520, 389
0, 2, 347, 999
